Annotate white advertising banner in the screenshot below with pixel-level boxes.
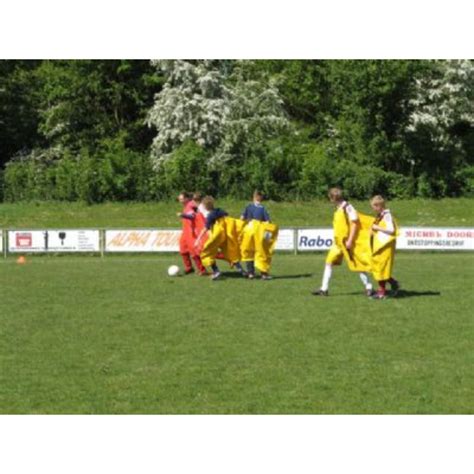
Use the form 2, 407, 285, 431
8, 230, 100, 253
105, 229, 181, 252
297, 228, 334, 251
275, 228, 295, 251
397, 227, 474, 250
7, 227, 470, 254
106, 228, 297, 252
296, 227, 474, 251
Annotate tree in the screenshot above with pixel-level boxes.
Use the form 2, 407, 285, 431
0, 60, 42, 167
34, 60, 161, 153
407, 60, 474, 195
146, 60, 290, 167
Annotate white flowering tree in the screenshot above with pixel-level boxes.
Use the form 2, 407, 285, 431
146, 60, 289, 167
407, 60, 474, 152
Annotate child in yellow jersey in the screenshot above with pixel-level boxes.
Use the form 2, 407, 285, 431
369, 195, 400, 299
312, 187, 374, 297
194, 196, 246, 280
240, 190, 275, 280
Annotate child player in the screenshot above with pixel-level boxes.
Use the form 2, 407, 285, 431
240, 190, 272, 280
369, 195, 400, 299
194, 196, 246, 280
177, 191, 207, 276
312, 187, 374, 297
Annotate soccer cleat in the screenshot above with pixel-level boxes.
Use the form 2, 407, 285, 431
261, 274, 273, 281
390, 280, 400, 296
211, 271, 222, 281
366, 288, 376, 297
238, 269, 248, 277
247, 273, 255, 280
184, 268, 195, 275
311, 289, 329, 296
371, 291, 387, 300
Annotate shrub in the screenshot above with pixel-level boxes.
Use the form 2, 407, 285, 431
154, 140, 213, 198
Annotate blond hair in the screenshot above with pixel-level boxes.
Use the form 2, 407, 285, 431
328, 187, 344, 202
370, 195, 386, 207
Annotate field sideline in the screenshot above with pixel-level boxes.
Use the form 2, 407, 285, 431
0, 252, 473, 414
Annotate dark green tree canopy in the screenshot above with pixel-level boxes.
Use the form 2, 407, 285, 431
0, 59, 472, 202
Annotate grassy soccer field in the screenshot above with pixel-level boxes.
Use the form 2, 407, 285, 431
0, 252, 472, 414
1, 198, 473, 227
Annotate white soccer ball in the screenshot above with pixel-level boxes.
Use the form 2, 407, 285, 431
167, 265, 181, 277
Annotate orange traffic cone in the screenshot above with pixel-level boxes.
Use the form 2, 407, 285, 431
16, 255, 26, 265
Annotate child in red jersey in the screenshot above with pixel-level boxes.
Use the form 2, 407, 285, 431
177, 191, 207, 275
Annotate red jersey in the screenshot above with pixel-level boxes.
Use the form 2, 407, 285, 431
179, 201, 197, 255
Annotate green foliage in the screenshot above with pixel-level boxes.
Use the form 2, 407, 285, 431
3, 138, 154, 203
299, 142, 413, 199
0, 60, 43, 167
1, 60, 473, 202
154, 140, 214, 198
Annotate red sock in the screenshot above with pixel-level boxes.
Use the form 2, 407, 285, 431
192, 255, 206, 273
181, 253, 193, 272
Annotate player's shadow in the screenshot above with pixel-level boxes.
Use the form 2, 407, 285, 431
341, 289, 441, 298
220, 272, 313, 280
393, 289, 441, 298
221, 272, 250, 279
272, 273, 313, 280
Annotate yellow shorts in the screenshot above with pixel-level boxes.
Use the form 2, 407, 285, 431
371, 242, 396, 281
325, 244, 344, 266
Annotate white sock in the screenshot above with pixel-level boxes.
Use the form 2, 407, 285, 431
321, 264, 333, 291
359, 272, 372, 290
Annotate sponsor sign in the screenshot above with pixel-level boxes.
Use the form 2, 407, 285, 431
275, 228, 295, 251
297, 228, 334, 251
8, 230, 100, 252
106, 228, 297, 253
5, 227, 472, 255
105, 229, 181, 252
397, 227, 474, 250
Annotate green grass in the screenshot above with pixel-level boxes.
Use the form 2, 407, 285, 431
0, 198, 473, 228
1, 253, 472, 414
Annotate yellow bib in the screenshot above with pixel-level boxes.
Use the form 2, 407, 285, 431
254, 221, 279, 273
340, 212, 374, 272
333, 206, 350, 246
371, 215, 399, 255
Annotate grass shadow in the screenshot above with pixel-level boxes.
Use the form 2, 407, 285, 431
220, 271, 249, 279
338, 289, 441, 298
218, 272, 314, 280
394, 289, 441, 298
272, 273, 314, 280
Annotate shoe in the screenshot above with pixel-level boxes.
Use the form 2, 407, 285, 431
366, 288, 376, 297
311, 289, 328, 296
238, 269, 248, 277
247, 273, 255, 280
390, 280, 400, 296
261, 274, 273, 281
371, 291, 387, 300
184, 268, 195, 275
211, 271, 222, 281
